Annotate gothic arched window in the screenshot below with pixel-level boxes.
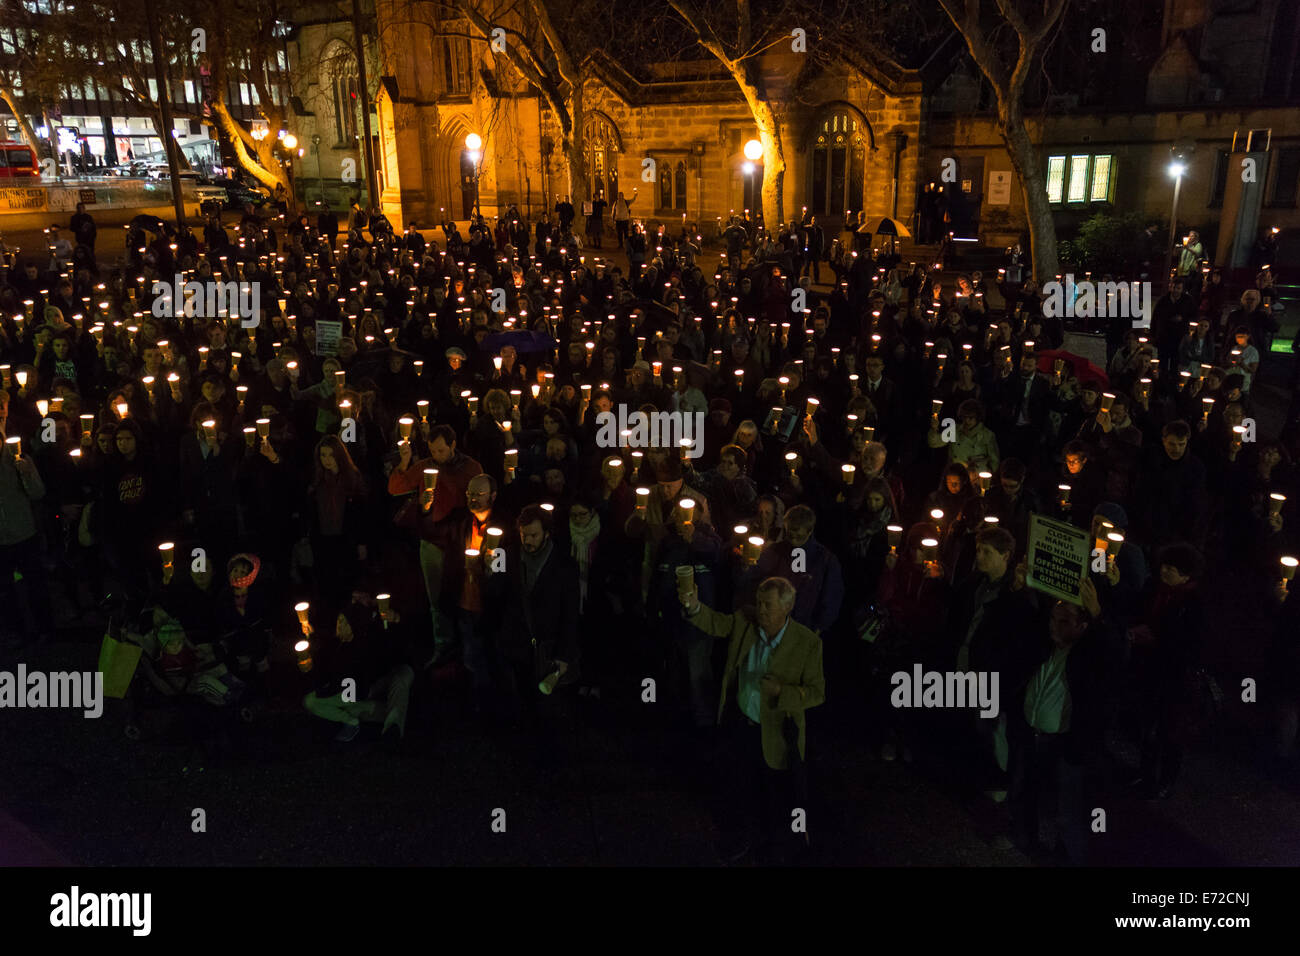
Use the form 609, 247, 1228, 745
808, 110, 868, 220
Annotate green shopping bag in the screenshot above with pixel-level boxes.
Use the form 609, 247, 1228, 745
98, 634, 143, 699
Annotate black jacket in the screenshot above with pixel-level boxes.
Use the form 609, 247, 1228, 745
482, 540, 581, 670
1004, 611, 1124, 765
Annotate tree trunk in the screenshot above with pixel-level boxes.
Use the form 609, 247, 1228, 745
737, 78, 785, 229
0, 86, 40, 155
563, 82, 589, 208
210, 98, 288, 193
1002, 111, 1059, 284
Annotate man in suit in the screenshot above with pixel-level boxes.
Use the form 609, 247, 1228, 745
680, 576, 825, 863
996, 350, 1052, 464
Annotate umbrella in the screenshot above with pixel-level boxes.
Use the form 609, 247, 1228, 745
129, 214, 167, 234
1035, 349, 1109, 390
861, 217, 912, 238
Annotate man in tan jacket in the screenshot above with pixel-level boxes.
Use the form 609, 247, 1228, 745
679, 576, 825, 863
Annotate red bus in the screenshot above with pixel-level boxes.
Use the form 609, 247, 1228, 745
0, 142, 40, 178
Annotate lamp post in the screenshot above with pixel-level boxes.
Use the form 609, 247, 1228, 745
466, 132, 482, 221
743, 138, 762, 226
282, 132, 298, 214
311, 134, 322, 206
1164, 160, 1185, 289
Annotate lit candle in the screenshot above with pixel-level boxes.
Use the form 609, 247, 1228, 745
978, 471, 992, 496
416, 400, 429, 423
5, 435, 21, 460
115, 401, 129, 420
1201, 397, 1214, 423
921, 537, 939, 563
158, 542, 175, 570
744, 535, 765, 566
80, 414, 94, 439
1101, 392, 1116, 414
785, 451, 800, 475
1282, 556, 1299, 583
1058, 483, 1072, 509
398, 417, 414, 442
422, 468, 439, 493
635, 486, 650, 511
1270, 493, 1287, 516
887, 525, 903, 553
294, 639, 313, 673
842, 463, 856, 485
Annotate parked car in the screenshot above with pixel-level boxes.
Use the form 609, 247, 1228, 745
208, 176, 269, 209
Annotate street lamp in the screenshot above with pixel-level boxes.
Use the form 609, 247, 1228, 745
465, 132, 483, 219
743, 138, 762, 221
1164, 145, 1193, 288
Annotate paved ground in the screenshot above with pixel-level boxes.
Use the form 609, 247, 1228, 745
3, 602, 1299, 867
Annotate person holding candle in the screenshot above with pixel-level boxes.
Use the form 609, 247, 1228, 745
874, 521, 954, 760
390, 424, 483, 661
745, 505, 843, 639
214, 553, 274, 690
178, 403, 240, 565
944, 526, 1035, 802
466, 389, 514, 486
95, 419, 164, 595
944, 400, 1001, 475
0, 390, 54, 649
482, 505, 581, 733
302, 592, 416, 745
306, 435, 369, 605
689, 445, 758, 540
679, 576, 824, 863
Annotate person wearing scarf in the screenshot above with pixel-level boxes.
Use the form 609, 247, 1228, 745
568, 503, 602, 613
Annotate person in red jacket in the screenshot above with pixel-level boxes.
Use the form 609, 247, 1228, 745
389, 423, 482, 666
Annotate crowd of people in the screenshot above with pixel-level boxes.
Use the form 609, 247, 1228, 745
0, 195, 1298, 866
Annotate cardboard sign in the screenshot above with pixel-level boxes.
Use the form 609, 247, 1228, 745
1026, 513, 1089, 606
315, 320, 343, 356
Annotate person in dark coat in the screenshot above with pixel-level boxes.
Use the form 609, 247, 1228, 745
944, 526, 1037, 795
1004, 577, 1122, 862
482, 504, 581, 728
1134, 420, 1208, 551
1126, 543, 1206, 799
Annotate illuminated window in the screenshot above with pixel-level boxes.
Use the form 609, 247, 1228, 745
1045, 156, 1066, 203
1089, 155, 1113, 201
1047, 153, 1115, 204
1067, 156, 1090, 202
